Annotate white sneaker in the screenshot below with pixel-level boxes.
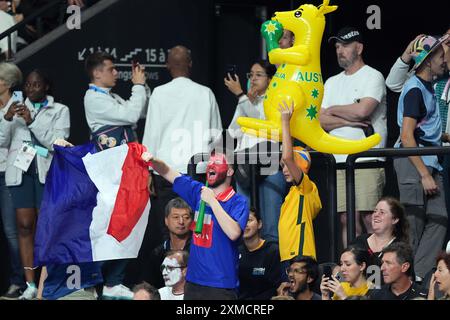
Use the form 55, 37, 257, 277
18, 283, 37, 300
102, 284, 133, 300
0, 284, 22, 300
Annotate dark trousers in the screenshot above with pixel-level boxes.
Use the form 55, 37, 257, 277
102, 259, 129, 287
394, 158, 448, 278
184, 282, 237, 300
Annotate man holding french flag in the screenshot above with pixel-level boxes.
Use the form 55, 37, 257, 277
142, 149, 249, 300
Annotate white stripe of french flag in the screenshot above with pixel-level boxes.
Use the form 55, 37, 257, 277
82, 143, 151, 262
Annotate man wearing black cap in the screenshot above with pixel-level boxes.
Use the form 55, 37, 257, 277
319, 27, 387, 247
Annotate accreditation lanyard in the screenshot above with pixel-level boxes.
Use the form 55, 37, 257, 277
89, 85, 120, 103
89, 85, 113, 96
30, 99, 49, 158
34, 99, 48, 110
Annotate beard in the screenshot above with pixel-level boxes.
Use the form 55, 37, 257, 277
337, 50, 358, 69
207, 171, 227, 187
292, 281, 308, 295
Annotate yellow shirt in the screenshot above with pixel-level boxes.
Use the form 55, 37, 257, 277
332, 282, 371, 300
279, 174, 322, 261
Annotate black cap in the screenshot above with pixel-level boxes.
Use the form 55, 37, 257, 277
328, 27, 363, 44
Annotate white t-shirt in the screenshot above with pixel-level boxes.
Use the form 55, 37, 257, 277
321, 65, 387, 163
158, 286, 184, 300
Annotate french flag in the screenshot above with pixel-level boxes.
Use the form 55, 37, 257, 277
34, 142, 151, 266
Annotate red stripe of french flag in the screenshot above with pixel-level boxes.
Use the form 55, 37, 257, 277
107, 142, 152, 242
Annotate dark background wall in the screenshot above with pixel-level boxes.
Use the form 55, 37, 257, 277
1, 0, 448, 290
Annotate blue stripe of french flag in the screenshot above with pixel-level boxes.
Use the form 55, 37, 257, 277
34, 142, 151, 266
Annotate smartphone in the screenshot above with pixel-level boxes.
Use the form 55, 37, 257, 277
363, 124, 375, 137
335, 272, 343, 282
11, 91, 23, 104
226, 64, 237, 76
132, 60, 138, 69
323, 265, 333, 279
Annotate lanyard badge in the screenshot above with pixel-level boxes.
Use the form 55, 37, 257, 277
13, 143, 37, 172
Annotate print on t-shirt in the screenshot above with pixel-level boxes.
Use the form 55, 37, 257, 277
190, 209, 213, 248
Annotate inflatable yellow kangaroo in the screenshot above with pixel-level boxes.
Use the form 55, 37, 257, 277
237, 0, 381, 154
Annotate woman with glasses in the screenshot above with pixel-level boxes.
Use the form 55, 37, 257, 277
224, 60, 286, 243
0, 68, 70, 299
320, 246, 374, 300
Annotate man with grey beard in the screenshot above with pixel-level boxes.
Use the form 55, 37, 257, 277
319, 27, 387, 248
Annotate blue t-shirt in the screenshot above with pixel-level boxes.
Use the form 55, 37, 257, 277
396, 75, 442, 170
173, 175, 249, 289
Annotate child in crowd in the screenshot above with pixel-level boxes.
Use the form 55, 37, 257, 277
277, 100, 322, 262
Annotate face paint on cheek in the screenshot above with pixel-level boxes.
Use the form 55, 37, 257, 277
162, 257, 182, 287
207, 165, 228, 185
165, 268, 182, 287
206, 154, 229, 186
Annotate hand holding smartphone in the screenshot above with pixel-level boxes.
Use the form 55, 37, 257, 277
11, 91, 23, 104
226, 64, 237, 79
3, 91, 23, 121
131, 60, 146, 85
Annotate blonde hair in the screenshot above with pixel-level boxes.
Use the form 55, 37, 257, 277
0, 62, 22, 88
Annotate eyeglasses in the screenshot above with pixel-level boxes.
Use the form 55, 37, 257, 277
285, 267, 308, 276
246, 72, 268, 79
160, 264, 186, 273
